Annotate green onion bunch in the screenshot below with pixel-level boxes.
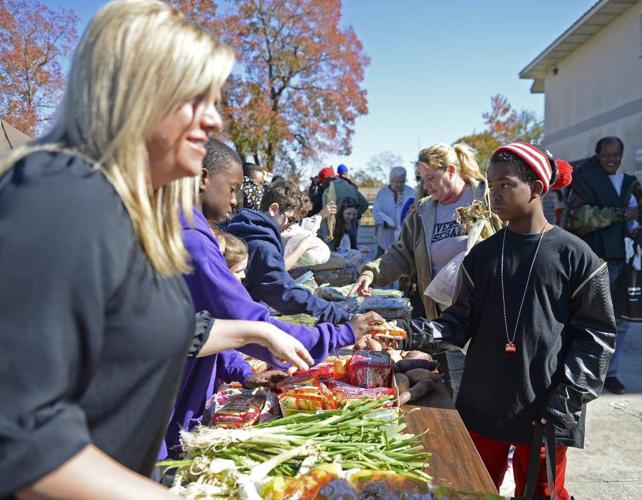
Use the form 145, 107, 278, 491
162, 398, 431, 494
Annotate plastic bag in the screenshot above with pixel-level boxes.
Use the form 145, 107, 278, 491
282, 215, 331, 268
424, 219, 485, 307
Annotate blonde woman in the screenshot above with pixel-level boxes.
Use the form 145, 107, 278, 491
350, 143, 492, 395
0, 1, 313, 498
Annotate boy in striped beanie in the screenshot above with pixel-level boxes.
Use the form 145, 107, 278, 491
406, 142, 615, 499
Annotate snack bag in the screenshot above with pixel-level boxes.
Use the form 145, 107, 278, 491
326, 380, 395, 407
210, 389, 266, 428
278, 381, 337, 416
346, 351, 393, 389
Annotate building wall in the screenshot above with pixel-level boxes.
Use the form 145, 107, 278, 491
542, 1, 642, 175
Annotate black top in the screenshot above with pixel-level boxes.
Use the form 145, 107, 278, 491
423, 226, 615, 447
0, 152, 195, 495
570, 156, 638, 261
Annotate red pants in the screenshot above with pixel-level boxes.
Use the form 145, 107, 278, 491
469, 430, 570, 499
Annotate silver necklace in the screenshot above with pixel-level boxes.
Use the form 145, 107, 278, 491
500, 223, 548, 357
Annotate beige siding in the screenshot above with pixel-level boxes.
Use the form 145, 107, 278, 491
542, 1, 642, 173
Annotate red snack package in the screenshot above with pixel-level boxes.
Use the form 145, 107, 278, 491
291, 362, 335, 380
210, 389, 266, 428
346, 351, 393, 389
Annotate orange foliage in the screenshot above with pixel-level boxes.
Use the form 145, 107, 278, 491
173, 0, 369, 173
0, 0, 78, 136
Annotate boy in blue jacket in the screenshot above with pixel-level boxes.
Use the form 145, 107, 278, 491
226, 180, 351, 324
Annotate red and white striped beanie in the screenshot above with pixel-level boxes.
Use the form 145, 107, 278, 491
493, 141, 572, 193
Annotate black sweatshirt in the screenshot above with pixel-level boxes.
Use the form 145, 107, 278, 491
0, 152, 195, 496
411, 226, 616, 447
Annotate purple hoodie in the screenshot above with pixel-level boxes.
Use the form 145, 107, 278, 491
163, 208, 356, 458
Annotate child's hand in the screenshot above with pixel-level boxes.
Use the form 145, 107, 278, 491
245, 369, 289, 388
348, 311, 385, 339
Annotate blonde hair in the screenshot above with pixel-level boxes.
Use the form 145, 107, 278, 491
223, 233, 249, 268
0, 0, 234, 276
416, 143, 484, 183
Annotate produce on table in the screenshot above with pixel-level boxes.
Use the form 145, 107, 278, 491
394, 373, 411, 394
405, 368, 445, 385
403, 351, 434, 361
277, 313, 318, 327
399, 379, 436, 405
395, 358, 439, 373
163, 398, 432, 498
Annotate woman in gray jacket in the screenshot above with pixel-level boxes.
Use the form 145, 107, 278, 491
351, 143, 499, 395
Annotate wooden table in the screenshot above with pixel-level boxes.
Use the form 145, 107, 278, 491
402, 382, 498, 495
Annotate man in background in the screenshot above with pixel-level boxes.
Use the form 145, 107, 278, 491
566, 136, 641, 394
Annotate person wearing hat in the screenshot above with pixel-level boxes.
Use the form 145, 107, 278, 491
403, 142, 615, 499
336, 163, 355, 185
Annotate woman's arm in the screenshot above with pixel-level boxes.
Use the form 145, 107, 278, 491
196, 318, 314, 371
18, 445, 175, 500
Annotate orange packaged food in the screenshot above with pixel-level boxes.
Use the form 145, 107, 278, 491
277, 381, 337, 416
325, 380, 395, 407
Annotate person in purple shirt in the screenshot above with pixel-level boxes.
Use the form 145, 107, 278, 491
164, 138, 381, 458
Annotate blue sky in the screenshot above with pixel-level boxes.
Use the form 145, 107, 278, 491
44, 0, 595, 176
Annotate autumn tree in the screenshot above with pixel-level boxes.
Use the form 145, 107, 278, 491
177, 0, 369, 175
453, 132, 500, 171
0, 0, 78, 135
456, 94, 543, 168
483, 94, 543, 145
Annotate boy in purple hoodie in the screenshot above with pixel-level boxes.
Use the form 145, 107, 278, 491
164, 139, 380, 458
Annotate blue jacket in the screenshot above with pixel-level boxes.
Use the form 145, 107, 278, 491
226, 209, 351, 324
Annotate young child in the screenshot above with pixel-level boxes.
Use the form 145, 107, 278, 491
223, 233, 249, 282
406, 142, 616, 499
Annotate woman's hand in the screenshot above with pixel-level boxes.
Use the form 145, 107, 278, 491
319, 201, 337, 219
262, 324, 314, 371
349, 273, 373, 297
348, 311, 385, 340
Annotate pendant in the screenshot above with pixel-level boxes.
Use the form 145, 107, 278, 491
505, 342, 517, 359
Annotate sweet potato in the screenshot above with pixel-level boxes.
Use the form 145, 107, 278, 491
394, 373, 410, 393
395, 359, 439, 373
398, 379, 435, 404
403, 351, 433, 361
405, 368, 445, 385
365, 337, 383, 351
354, 336, 368, 350
387, 350, 403, 363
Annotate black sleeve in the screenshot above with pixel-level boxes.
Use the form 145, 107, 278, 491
542, 262, 616, 430
406, 259, 476, 352
0, 154, 130, 494
188, 311, 215, 358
